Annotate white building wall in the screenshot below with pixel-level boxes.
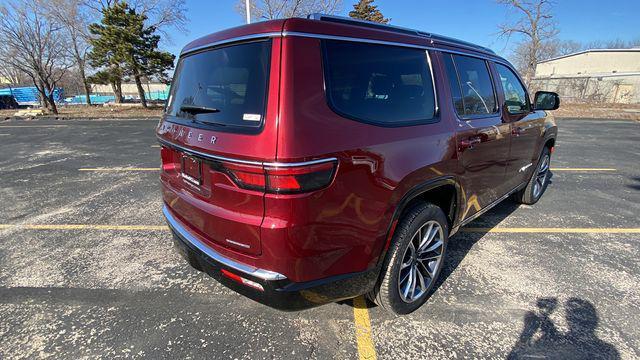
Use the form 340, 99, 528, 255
533, 50, 640, 104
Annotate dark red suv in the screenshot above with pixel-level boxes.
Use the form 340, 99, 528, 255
158, 14, 558, 314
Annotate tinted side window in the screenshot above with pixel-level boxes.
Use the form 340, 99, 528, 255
495, 63, 529, 114
323, 40, 436, 126
445, 54, 497, 117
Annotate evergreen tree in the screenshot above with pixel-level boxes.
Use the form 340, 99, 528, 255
348, 0, 389, 24
88, 2, 175, 107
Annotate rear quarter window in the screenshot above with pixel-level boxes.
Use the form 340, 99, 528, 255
322, 40, 437, 126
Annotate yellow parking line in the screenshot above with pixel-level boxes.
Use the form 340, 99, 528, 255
353, 296, 377, 360
462, 228, 640, 233
79, 168, 160, 171
151, 145, 161, 148
550, 168, 616, 171
0, 224, 167, 230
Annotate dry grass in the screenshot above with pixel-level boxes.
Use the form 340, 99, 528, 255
1, 105, 163, 120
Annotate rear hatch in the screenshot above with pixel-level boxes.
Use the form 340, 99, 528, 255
158, 38, 279, 256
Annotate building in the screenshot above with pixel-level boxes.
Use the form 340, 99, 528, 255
90, 82, 169, 101
533, 49, 640, 104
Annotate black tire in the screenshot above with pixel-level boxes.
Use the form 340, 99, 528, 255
513, 147, 551, 205
370, 202, 449, 315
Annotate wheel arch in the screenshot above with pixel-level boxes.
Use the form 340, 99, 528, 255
376, 176, 462, 266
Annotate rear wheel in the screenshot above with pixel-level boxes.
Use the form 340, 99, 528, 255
513, 146, 551, 205
370, 203, 448, 315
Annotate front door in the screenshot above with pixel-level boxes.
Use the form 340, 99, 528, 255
441, 53, 511, 221
492, 63, 545, 190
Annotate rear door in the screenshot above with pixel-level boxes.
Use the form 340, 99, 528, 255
442, 53, 511, 220
492, 62, 545, 189
157, 38, 280, 256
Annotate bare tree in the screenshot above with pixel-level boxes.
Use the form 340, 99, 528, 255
497, 0, 558, 85
41, 0, 95, 105
0, 62, 30, 87
237, 0, 342, 22
0, 0, 72, 114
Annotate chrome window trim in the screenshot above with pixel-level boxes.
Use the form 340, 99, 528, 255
163, 205, 287, 281
157, 137, 338, 168
180, 32, 282, 56
425, 50, 439, 115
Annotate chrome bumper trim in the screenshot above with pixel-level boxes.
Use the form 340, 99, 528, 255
162, 205, 287, 281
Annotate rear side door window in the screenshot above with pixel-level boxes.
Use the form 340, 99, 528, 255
322, 40, 437, 126
442, 53, 497, 118
495, 63, 530, 114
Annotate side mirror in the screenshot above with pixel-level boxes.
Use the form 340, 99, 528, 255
533, 91, 560, 111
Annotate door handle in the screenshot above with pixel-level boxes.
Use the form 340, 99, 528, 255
460, 136, 482, 150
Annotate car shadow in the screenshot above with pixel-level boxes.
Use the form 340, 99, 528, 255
627, 176, 640, 191
508, 297, 620, 359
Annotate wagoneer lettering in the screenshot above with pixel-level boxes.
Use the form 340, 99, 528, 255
158, 14, 558, 314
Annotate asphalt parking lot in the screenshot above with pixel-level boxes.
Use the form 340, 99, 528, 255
0, 117, 638, 359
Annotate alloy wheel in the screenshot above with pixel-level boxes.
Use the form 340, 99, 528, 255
533, 154, 550, 199
398, 220, 444, 303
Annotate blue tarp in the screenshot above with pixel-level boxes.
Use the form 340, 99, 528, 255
0, 86, 63, 106
64, 90, 169, 104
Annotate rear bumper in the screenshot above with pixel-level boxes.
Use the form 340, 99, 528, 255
163, 205, 379, 311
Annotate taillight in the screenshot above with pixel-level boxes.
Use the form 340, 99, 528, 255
160, 147, 176, 172
222, 160, 337, 194
223, 162, 265, 191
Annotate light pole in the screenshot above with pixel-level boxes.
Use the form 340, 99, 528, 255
245, 0, 251, 24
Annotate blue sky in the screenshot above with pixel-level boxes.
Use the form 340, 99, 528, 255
164, 0, 640, 58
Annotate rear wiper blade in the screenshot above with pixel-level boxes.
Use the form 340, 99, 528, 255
179, 104, 221, 115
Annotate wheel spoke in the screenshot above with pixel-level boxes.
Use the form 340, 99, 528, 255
402, 268, 413, 298
418, 254, 441, 262
416, 267, 427, 292
410, 265, 417, 299
418, 260, 434, 279
418, 223, 434, 250
422, 239, 443, 254
400, 269, 411, 285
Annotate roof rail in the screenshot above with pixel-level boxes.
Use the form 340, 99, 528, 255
307, 13, 496, 55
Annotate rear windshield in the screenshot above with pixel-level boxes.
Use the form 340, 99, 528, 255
166, 40, 271, 131
322, 40, 436, 126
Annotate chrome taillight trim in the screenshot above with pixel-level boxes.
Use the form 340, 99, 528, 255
157, 137, 338, 168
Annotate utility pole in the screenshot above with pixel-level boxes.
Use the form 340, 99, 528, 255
245, 0, 251, 24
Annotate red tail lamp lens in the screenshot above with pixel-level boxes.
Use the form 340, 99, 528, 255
223, 162, 266, 191
265, 161, 336, 194
223, 160, 337, 194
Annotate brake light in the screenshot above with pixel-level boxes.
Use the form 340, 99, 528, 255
223, 162, 265, 191
222, 160, 337, 194
160, 147, 176, 172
